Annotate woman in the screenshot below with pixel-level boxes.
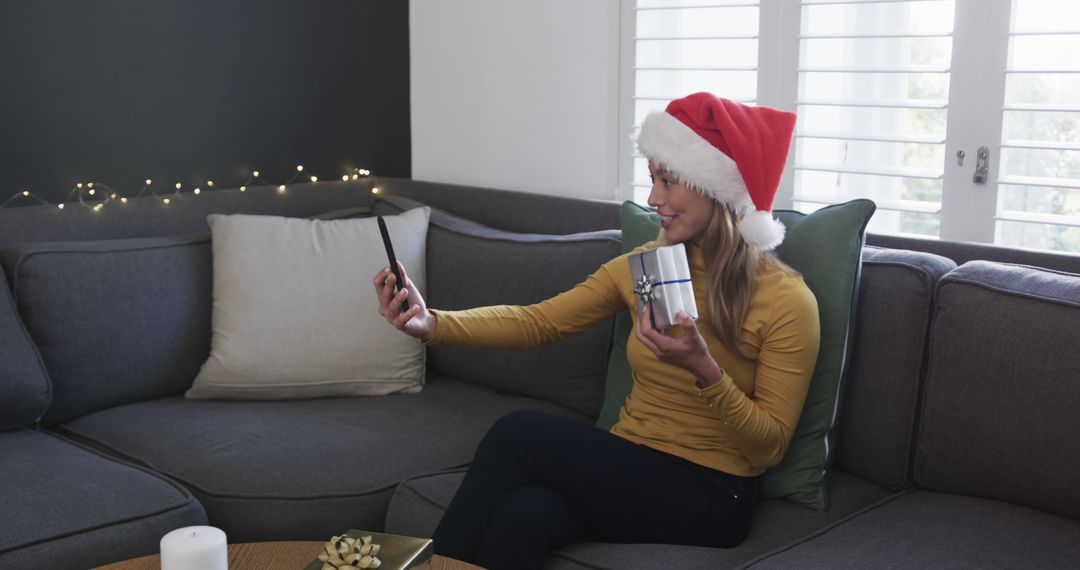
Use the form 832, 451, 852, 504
373, 92, 820, 570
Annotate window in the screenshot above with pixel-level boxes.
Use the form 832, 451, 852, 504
618, 0, 1080, 253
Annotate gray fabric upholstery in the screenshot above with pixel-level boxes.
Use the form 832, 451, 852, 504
385, 469, 891, 570
1, 235, 213, 425
916, 261, 1080, 520
57, 375, 585, 542
0, 429, 206, 570
379, 178, 622, 235
743, 490, 1080, 569
374, 196, 622, 418
832, 247, 955, 490
0, 264, 51, 431
0, 183, 370, 247
867, 232, 1080, 274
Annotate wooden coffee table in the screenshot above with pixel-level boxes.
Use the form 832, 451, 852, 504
93, 540, 483, 569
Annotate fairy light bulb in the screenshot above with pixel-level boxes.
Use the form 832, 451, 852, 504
277, 185, 286, 193
88, 189, 96, 196
93, 204, 103, 212
371, 187, 380, 194
207, 180, 214, 187
87, 183, 94, 189
120, 197, 128, 204
240, 186, 246, 192
163, 198, 171, 205
22, 190, 29, 197
342, 175, 349, 181
351, 174, 359, 180
253, 170, 260, 178
175, 182, 182, 190
310, 176, 317, 182
77, 183, 84, 189
57, 203, 65, 210
296, 165, 304, 172
110, 193, 118, 199
194, 188, 201, 195
145, 179, 152, 186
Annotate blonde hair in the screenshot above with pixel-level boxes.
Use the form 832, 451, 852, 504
657, 200, 795, 360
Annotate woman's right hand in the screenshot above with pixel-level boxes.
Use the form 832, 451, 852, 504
373, 263, 437, 341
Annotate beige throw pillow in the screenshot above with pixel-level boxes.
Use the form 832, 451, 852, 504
187, 207, 431, 399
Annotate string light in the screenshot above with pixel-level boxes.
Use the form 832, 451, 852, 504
3, 164, 375, 212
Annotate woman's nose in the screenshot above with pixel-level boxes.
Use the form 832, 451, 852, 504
647, 182, 664, 209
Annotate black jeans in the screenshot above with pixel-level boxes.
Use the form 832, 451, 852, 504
432, 410, 759, 570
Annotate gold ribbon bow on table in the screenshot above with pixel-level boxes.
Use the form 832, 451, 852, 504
319, 534, 382, 569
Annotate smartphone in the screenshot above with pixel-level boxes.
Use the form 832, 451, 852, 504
377, 216, 410, 312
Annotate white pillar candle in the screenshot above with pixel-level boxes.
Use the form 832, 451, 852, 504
160, 526, 228, 570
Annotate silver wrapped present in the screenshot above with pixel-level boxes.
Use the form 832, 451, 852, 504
628, 244, 698, 329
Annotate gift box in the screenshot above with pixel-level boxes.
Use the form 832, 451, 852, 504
628, 244, 698, 329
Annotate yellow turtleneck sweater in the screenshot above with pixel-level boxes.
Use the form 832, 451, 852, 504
425, 242, 820, 477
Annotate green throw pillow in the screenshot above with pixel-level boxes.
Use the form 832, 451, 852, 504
595, 202, 660, 430
598, 199, 875, 510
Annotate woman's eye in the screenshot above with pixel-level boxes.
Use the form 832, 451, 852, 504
663, 178, 674, 187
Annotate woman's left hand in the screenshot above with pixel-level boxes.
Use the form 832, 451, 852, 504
635, 305, 716, 379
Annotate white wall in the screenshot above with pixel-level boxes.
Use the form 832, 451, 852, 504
409, 0, 620, 201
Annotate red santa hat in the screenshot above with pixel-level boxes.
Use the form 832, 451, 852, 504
636, 92, 796, 250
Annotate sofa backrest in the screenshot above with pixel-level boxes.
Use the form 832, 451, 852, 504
0, 263, 52, 431
378, 178, 621, 235
373, 196, 622, 418
0, 235, 213, 425
914, 261, 1080, 520
833, 247, 956, 490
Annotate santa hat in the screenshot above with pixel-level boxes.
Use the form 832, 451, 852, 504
636, 92, 796, 250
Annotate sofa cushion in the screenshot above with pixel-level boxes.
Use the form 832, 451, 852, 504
385, 468, 890, 570
186, 208, 430, 399
832, 247, 955, 490
373, 196, 622, 418
743, 490, 1080, 568
56, 375, 584, 542
0, 264, 51, 431
0, 234, 213, 425
0, 429, 206, 569
916, 261, 1080, 520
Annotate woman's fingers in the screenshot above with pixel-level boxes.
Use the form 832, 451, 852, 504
392, 303, 422, 330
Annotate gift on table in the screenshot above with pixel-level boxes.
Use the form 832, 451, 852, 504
628, 244, 698, 329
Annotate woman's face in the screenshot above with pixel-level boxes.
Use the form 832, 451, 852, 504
647, 162, 716, 246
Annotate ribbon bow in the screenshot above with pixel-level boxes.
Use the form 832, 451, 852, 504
633, 274, 655, 306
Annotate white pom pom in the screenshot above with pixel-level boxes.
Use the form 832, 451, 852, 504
739, 210, 785, 250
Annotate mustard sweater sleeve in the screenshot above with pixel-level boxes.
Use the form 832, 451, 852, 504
423, 256, 629, 350
698, 282, 821, 470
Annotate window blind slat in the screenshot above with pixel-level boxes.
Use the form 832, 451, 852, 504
798, 98, 948, 109
798, 65, 950, 73
997, 175, 1080, 190
793, 195, 942, 213
1000, 140, 1080, 151
797, 131, 946, 144
996, 211, 1080, 228
634, 65, 758, 71
795, 163, 944, 179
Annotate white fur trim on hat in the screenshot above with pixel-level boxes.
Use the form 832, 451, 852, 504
636, 111, 752, 210
739, 209, 786, 250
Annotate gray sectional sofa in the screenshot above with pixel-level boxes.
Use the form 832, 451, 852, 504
1, 178, 1078, 569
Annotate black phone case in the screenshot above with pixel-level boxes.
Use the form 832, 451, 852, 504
377, 216, 410, 312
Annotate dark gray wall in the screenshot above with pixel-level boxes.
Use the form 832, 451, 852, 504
0, 0, 410, 204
